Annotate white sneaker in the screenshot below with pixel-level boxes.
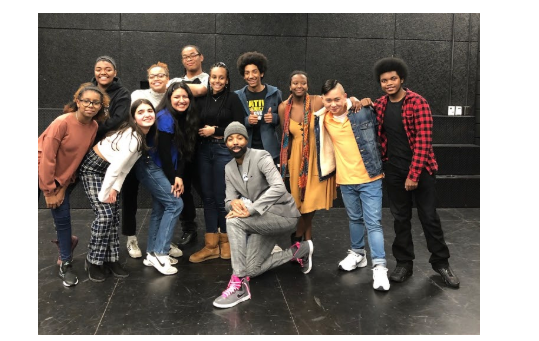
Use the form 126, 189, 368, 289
338, 250, 367, 271
143, 255, 178, 266
146, 252, 178, 275
373, 265, 390, 291
169, 243, 183, 258
127, 238, 142, 258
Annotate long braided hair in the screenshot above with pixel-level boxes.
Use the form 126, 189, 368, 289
279, 71, 312, 201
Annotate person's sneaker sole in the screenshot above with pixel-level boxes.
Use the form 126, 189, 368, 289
213, 294, 251, 309
62, 278, 79, 287
301, 240, 314, 274
143, 257, 178, 266
147, 255, 178, 275
85, 260, 106, 283
338, 255, 367, 271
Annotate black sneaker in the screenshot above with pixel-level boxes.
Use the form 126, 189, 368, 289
59, 260, 78, 287
177, 230, 198, 247
435, 265, 460, 288
104, 261, 129, 278
291, 240, 314, 274
85, 259, 106, 283
389, 266, 413, 283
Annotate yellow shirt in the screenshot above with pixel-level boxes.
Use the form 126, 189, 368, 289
324, 112, 383, 185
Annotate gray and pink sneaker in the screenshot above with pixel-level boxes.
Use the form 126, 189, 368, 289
291, 240, 314, 274
213, 275, 251, 309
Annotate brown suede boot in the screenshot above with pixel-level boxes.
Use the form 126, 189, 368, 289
189, 233, 220, 263
219, 233, 231, 260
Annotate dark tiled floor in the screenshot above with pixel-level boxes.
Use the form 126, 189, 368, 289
38, 208, 479, 335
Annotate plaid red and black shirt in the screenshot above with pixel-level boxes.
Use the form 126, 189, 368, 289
373, 88, 438, 182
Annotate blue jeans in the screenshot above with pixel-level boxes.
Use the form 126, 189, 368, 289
135, 157, 183, 255
41, 182, 76, 262
197, 141, 232, 233
340, 179, 386, 267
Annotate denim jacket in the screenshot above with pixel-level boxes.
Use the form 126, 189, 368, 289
235, 84, 282, 159
314, 101, 383, 182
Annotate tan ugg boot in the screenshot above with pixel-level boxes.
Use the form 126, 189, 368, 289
189, 233, 220, 263
219, 233, 231, 260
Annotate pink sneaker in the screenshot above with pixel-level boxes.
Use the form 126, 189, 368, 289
213, 275, 251, 308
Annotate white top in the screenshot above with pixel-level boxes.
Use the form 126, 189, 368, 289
131, 88, 165, 108
96, 127, 142, 202
168, 72, 209, 88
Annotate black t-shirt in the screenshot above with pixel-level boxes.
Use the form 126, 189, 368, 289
245, 87, 267, 150
383, 98, 412, 170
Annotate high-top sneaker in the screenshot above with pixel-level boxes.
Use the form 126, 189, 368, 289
213, 275, 251, 308
291, 240, 314, 274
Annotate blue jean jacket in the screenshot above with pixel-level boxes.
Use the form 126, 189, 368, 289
235, 84, 282, 159
314, 105, 383, 181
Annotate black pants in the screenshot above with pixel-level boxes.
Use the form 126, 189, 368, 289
179, 159, 200, 232
121, 167, 139, 236
383, 162, 450, 269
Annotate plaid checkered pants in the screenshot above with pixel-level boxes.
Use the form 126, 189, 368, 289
79, 150, 120, 265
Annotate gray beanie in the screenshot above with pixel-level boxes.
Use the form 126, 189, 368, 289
95, 55, 117, 70
224, 121, 248, 141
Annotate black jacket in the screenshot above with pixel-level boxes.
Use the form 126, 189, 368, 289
92, 77, 131, 143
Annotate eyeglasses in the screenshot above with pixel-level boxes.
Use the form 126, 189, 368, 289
182, 53, 200, 61
148, 73, 167, 80
79, 99, 102, 107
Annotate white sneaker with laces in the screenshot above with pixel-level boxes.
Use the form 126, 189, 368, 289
373, 265, 390, 291
146, 252, 178, 275
338, 250, 367, 271
143, 255, 178, 266
127, 238, 142, 258
169, 243, 183, 257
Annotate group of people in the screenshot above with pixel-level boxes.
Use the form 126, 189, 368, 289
38, 45, 460, 309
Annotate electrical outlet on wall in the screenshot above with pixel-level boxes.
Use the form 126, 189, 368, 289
448, 106, 455, 115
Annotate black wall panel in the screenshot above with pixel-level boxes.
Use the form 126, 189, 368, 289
432, 116, 475, 144
121, 14, 215, 33
396, 13, 454, 40
216, 14, 307, 36
307, 13, 395, 39
433, 145, 480, 175
38, 13, 121, 30
39, 28, 122, 108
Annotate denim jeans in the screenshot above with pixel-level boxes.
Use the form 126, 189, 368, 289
135, 157, 184, 255
197, 141, 233, 233
41, 182, 76, 262
340, 179, 386, 267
